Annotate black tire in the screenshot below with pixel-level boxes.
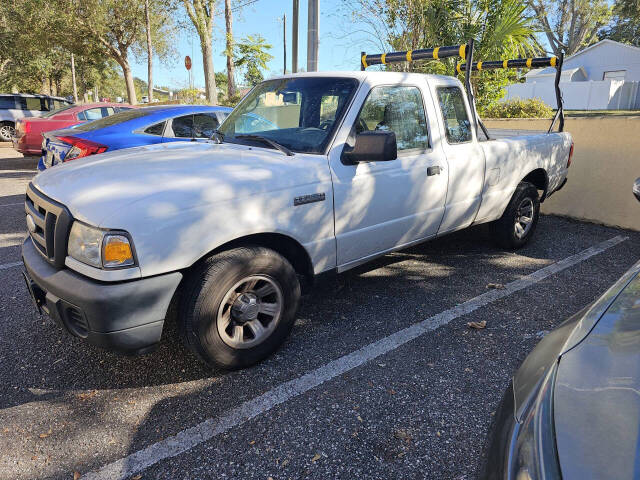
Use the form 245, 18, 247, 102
179, 246, 301, 369
0, 122, 15, 142
491, 182, 540, 249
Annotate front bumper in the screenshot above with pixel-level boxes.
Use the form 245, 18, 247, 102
22, 237, 182, 353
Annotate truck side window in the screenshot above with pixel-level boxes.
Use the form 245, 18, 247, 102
355, 86, 428, 151
437, 87, 472, 143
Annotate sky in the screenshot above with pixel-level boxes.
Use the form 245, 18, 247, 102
129, 0, 373, 91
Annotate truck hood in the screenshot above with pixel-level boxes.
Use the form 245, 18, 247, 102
554, 261, 640, 479
32, 141, 327, 226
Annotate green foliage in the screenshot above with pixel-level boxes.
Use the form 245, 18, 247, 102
527, 0, 611, 55
600, 0, 640, 46
481, 97, 553, 118
234, 35, 274, 87
352, 0, 540, 112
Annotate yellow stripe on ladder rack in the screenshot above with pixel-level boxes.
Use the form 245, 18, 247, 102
550, 56, 557, 67
381, 53, 387, 65
459, 45, 466, 60
526, 58, 532, 68
433, 47, 440, 59
361, 54, 368, 69
503, 59, 508, 69
406, 50, 413, 62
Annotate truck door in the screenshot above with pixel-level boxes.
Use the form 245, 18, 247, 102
329, 83, 448, 271
433, 86, 486, 233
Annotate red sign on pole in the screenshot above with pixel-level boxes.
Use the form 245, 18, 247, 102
184, 55, 192, 71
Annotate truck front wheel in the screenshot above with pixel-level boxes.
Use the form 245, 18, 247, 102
491, 182, 540, 249
179, 246, 301, 369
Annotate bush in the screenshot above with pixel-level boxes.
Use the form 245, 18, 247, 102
481, 98, 553, 119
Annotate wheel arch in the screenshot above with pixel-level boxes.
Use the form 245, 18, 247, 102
521, 168, 549, 201
190, 232, 315, 283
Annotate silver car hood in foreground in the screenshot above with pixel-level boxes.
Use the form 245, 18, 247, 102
554, 260, 640, 479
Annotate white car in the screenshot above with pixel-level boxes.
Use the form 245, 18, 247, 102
22, 72, 572, 369
0, 93, 72, 141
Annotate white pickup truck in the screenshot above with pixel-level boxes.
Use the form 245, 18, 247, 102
22, 71, 572, 368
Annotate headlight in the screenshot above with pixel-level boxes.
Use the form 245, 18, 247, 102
68, 221, 135, 269
509, 364, 561, 480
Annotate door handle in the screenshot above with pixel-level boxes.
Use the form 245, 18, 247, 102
427, 166, 442, 176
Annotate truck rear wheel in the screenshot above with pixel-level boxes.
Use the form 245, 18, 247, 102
491, 182, 540, 249
179, 246, 301, 369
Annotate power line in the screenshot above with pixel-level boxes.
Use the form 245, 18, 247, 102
232, 0, 261, 11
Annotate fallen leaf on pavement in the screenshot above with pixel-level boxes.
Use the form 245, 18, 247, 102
311, 453, 322, 463
467, 320, 487, 329
73, 472, 81, 480
132, 475, 142, 480
486, 283, 505, 289
77, 390, 97, 401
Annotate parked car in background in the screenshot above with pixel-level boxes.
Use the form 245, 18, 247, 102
13, 102, 134, 155
0, 93, 73, 141
38, 105, 232, 170
483, 179, 640, 480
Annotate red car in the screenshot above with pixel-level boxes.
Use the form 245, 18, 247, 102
12, 102, 135, 155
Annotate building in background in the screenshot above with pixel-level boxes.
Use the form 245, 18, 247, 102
505, 39, 640, 110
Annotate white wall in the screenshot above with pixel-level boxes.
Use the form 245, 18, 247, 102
564, 41, 640, 81
505, 80, 640, 110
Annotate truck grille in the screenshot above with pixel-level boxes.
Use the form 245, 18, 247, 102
25, 183, 72, 268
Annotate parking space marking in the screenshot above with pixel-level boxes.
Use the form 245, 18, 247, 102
83, 235, 627, 480
0, 202, 23, 207
0, 261, 22, 271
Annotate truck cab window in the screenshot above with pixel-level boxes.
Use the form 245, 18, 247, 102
218, 77, 358, 154
355, 86, 429, 152
437, 87, 472, 143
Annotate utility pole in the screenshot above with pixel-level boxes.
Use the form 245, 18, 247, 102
292, 0, 299, 72
70, 53, 78, 103
283, 14, 287, 74
307, 0, 319, 72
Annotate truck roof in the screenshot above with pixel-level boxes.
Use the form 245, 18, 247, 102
267, 70, 461, 86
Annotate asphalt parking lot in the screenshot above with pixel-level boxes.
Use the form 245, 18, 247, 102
1, 145, 639, 480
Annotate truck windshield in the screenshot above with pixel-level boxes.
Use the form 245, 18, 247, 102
218, 77, 359, 154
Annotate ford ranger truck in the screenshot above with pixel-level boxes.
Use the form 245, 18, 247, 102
22, 72, 572, 369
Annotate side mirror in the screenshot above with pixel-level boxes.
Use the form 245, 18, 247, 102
633, 178, 640, 203
343, 131, 397, 164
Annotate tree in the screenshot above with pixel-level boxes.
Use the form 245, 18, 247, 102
601, 0, 640, 46
225, 0, 237, 98
234, 35, 274, 86
139, 0, 178, 102
526, 0, 611, 55
144, 0, 154, 102
183, 0, 218, 103
59, 0, 149, 104
344, 0, 540, 110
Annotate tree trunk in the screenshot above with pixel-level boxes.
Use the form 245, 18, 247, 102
119, 57, 138, 105
201, 38, 218, 104
145, 0, 154, 102
71, 54, 78, 103
225, 0, 236, 98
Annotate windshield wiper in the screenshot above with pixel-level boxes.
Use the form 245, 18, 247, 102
235, 134, 294, 156
210, 129, 225, 144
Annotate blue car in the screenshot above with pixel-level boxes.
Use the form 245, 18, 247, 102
38, 105, 232, 170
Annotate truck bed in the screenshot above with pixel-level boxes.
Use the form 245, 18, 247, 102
487, 128, 547, 139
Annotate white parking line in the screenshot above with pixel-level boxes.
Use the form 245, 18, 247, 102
82, 235, 627, 480
0, 261, 22, 271
0, 202, 23, 207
